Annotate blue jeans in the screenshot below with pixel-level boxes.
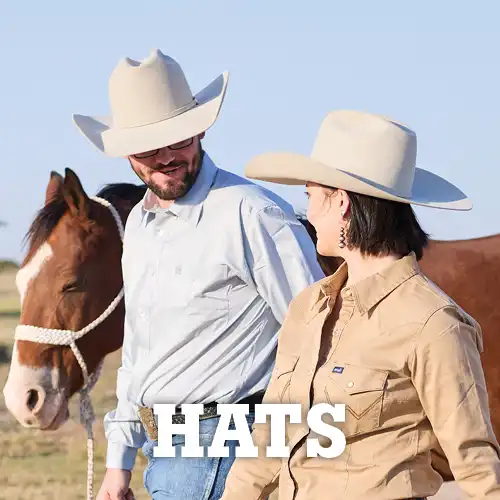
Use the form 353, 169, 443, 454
141, 412, 255, 499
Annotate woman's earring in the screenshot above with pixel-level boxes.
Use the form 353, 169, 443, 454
339, 226, 346, 248
339, 210, 346, 248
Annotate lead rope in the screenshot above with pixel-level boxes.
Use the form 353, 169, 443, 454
79, 357, 103, 500
14, 196, 125, 500
73, 336, 103, 500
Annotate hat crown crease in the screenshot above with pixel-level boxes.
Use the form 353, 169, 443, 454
311, 111, 417, 197
109, 50, 195, 129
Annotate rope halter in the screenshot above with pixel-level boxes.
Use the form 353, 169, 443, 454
13, 196, 125, 500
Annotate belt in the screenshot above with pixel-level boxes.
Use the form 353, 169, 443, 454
138, 391, 264, 441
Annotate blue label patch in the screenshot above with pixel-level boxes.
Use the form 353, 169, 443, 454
332, 366, 344, 374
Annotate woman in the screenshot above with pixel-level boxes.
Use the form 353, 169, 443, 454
221, 110, 500, 499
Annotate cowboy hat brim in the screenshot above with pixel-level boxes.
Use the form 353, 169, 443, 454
72, 72, 229, 157
244, 152, 472, 211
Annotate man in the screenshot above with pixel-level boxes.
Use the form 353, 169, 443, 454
73, 49, 325, 500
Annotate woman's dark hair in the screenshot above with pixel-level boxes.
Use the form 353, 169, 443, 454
325, 187, 429, 260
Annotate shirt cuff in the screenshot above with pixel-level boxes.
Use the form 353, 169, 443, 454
105, 441, 139, 471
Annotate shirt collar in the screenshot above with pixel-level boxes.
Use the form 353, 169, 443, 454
313, 252, 420, 315
305, 261, 348, 321
141, 152, 218, 227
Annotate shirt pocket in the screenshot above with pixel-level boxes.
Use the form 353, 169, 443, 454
324, 362, 389, 438
185, 263, 231, 313
272, 353, 299, 403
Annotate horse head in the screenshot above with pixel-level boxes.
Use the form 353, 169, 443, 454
2, 168, 145, 430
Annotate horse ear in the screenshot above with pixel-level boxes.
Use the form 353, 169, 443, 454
62, 168, 90, 217
45, 171, 64, 205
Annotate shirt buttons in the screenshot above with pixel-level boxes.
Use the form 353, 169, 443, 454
347, 381, 354, 388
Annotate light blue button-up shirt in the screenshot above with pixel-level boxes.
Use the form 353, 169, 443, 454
104, 153, 325, 470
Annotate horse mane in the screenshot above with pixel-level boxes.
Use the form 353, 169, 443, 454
96, 182, 147, 207
22, 197, 67, 264
22, 182, 146, 265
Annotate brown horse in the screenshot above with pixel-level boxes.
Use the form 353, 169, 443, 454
2, 169, 145, 429
2, 168, 499, 485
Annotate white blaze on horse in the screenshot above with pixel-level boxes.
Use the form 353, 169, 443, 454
6, 242, 56, 425
15, 242, 53, 305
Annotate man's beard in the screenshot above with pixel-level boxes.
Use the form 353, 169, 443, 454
131, 150, 203, 201
146, 162, 194, 200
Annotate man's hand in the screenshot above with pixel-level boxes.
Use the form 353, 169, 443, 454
96, 468, 135, 500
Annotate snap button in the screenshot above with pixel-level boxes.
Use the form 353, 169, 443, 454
347, 381, 354, 388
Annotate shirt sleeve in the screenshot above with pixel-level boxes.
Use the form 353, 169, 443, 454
240, 202, 325, 324
103, 208, 147, 471
103, 310, 147, 470
409, 306, 500, 498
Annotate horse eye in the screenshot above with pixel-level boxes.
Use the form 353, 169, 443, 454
62, 278, 84, 293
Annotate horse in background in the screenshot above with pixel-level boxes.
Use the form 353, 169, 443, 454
2, 168, 500, 485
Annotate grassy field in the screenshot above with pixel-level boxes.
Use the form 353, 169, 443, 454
0, 266, 463, 499
0, 267, 150, 500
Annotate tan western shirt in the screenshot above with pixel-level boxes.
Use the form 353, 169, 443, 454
221, 253, 500, 499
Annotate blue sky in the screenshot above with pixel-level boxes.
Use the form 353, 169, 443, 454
1, 1, 499, 261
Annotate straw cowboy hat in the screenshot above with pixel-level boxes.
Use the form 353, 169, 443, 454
245, 110, 472, 210
72, 49, 229, 157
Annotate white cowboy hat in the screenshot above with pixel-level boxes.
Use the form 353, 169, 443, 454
245, 110, 472, 210
72, 49, 229, 157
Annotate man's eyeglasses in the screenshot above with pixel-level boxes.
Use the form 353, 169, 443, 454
132, 137, 194, 159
